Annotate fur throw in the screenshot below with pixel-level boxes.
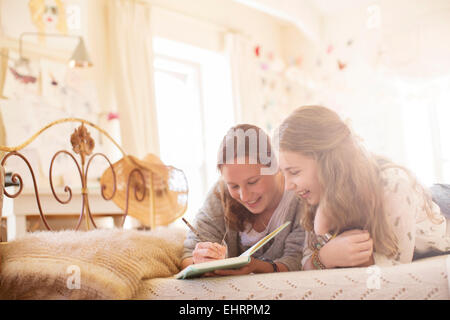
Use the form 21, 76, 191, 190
0, 227, 186, 299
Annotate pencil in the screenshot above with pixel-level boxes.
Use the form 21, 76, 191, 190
181, 218, 208, 242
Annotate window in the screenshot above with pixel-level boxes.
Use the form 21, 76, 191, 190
152, 37, 234, 222
401, 76, 450, 185
433, 78, 450, 182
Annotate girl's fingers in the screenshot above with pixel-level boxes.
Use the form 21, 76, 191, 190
341, 229, 366, 236
349, 232, 371, 243
214, 265, 251, 276
198, 259, 217, 264
354, 248, 373, 265
196, 242, 222, 256
194, 248, 222, 259
214, 269, 240, 276
202, 272, 217, 277
196, 242, 214, 249
196, 242, 223, 249
356, 239, 373, 252
193, 256, 221, 264
212, 243, 226, 254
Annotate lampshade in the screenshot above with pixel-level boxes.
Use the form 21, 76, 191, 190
68, 37, 93, 68
18, 32, 93, 68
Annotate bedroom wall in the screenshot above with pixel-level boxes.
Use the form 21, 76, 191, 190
0, 0, 306, 145
281, 0, 450, 185
0, 0, 124, 189
0, 0, 306, 231
295, 4, 408, 165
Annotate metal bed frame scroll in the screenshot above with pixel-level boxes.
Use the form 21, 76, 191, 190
0, 118, 150, 242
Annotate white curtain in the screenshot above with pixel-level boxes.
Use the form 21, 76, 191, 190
226, 32, 262, 126
106, 0, 160, 158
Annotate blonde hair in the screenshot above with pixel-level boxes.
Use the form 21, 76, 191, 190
216, 124, 275, 232
29, 0, 68, 42
277, 105, 437, 257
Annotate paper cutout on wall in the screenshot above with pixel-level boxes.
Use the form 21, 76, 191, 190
254, 45, 260, 57
8, 66, 37, 84
338, 60, 347, 70
107, 112, 119, 121
327, 44, 334, 54
29, 0, 68, 42
0, 55, 104, 187
3, 52, 40, 98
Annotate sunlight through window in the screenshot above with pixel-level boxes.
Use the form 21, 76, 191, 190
153, 37, 234, 222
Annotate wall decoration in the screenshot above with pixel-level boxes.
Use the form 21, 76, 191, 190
107, 112, 119, 121
8, 66, 37, 84
254, 45, 260, 57
29, 0, 68, 42
0, 54, 104, 188
338, 60, 347, 70
326, 44, 334, 54
2, 51, 40, 98
0, 0, 109, 188
0, 0, 85, 50
250, 42, 303, 133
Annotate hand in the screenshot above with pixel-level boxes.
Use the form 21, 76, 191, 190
192, 242, 227, 264
319, 229, 373, 268
213, 257, 258, 276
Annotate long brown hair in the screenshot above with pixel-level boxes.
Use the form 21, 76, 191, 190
277, 105, 438, 257
215, 124, 275, 232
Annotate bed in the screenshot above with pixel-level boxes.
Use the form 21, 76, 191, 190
0, 118, 449, 300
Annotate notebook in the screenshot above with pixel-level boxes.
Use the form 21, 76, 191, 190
175, 221, 291, 279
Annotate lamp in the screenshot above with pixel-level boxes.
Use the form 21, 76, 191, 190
19, 32, 93, 68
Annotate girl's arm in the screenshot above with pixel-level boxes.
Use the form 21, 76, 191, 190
302, 229, 374, 270
181, 182, 228, 264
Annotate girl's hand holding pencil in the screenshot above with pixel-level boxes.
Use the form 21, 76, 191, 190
182, 218, 228, 264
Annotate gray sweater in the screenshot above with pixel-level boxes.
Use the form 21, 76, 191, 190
182, 182, 305, 271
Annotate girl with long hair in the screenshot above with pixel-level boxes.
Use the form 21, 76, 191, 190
276, 105, 449, 270
181, 124, 305, 275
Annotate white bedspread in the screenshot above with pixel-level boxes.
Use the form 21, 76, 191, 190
135, 254, 450, 300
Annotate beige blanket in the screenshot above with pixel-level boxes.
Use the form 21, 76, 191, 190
0, 227, 186, 299
136, 254, 450, 300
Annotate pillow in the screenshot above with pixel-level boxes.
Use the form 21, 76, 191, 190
430, 184, 450, 219
0, 226, 186, 299
413, 184, 450, 260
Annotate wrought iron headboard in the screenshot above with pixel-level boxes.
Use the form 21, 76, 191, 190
0, 118, 151, 242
